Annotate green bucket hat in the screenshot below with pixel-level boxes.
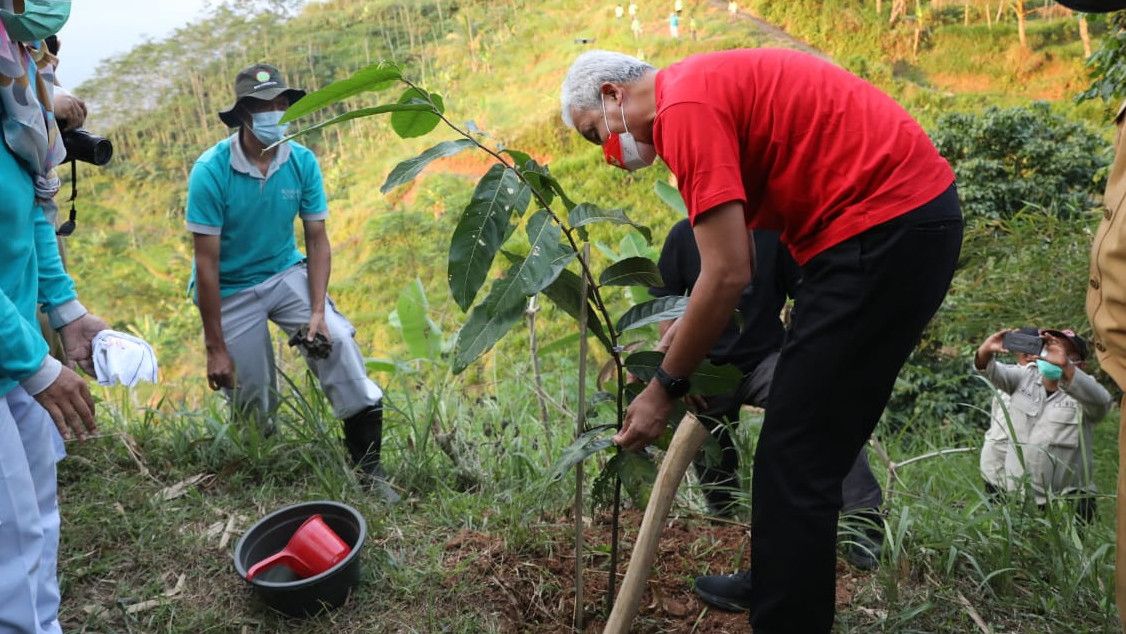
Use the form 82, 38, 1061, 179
217, 63, 306, 128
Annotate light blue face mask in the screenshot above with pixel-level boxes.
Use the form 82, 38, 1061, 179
1036, 358, 1063, 381
0, 0, 71, 43
248, 110, 289, 146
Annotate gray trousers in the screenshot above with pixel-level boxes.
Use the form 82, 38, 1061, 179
695, 351, 884, 513
219, 264, 383, 421
0, 388, 64, 634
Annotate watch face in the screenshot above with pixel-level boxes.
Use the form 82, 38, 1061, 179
655, 367, 691, 398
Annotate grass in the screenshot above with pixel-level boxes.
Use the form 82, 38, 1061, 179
57, 349, 1120, 632
48, 0, 1125, 631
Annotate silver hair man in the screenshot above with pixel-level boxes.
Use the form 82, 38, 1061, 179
559, 50, 654, 128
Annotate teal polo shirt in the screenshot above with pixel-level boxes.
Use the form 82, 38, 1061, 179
186, 134, 328, 298
0, 139, 83, 397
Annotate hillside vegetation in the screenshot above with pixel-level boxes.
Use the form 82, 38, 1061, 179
55, 1, 1126, 631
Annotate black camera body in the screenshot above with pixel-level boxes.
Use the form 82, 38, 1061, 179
61, 128, 112, 165
1003, 331, 1044, 356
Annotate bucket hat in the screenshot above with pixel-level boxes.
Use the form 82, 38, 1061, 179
218, 63, 305, 128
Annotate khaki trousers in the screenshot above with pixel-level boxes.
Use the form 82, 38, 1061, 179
1119, 395, 1126, 631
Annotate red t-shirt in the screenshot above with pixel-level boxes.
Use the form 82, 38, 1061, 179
653, 49, 955, 265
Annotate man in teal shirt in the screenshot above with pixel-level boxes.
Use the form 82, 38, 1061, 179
187, 64, 396, 502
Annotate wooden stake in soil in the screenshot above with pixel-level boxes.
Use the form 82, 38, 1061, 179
604, 413, 710, 634
573, 244, 590, 632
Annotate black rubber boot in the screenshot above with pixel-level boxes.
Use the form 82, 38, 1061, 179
342, 405, 400, 504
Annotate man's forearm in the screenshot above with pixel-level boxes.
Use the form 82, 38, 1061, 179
306, 231, 331, 315
660, 271, 745, 377
195, 266, 226, 351
661, 202, 753, 379
973, 347, 993, 371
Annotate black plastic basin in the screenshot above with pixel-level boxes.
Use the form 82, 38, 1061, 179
232, 501, 366, 618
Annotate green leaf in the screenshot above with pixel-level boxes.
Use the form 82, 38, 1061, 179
585, 390, 616, 418
548, 177, 577, 211
519, 160, 555, 207
540, 268, 614, 354
397, 278, 442, 361
619, 232, 654, 260
549, 426, 616, 481
690, 361, 744, 396
590, 462, 616, 511
515, 210, 575, 295
607, 451, 657, 508
600, 256, 662, 287
448, 165, 530, 311
280, 61, 402, 123
364, 358, 414, 374
616, 295, 689, 332
451, 272, 526, 373
654, 181, 687, 215
538, 332, 582, 356
568, 203, 652, 243
503, 149, 532, 169
624, 350, 664, 383
381, 138, 477, 194
391, 88, 444, 138
269, 103, 434, 149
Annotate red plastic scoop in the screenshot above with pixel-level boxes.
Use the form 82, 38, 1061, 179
245, 514, 351, 581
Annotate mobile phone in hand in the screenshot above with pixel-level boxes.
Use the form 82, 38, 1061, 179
1002, 331, 1044, 356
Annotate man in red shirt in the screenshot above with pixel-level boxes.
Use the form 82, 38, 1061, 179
561, 48, 962, 631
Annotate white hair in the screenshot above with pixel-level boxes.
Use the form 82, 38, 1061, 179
560, 50, 655, 128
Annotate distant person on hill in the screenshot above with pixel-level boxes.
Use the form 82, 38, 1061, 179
615, 3, 624, 19
629, 0, 638, 17
1056, 0, 1126, 624
186, 63, 398, 503
728, 1, 738, 21
0, 3, 113, 632
975, 328, 1111, 522
560, 48, 961, 631
651, 221, 885, 613
668, 12, 679, 38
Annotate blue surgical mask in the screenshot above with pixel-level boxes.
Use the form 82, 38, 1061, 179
249, 110, 289, 146
1036, 358, 1063, 381
0, 0, 71, 43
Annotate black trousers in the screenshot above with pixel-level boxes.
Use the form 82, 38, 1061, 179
693, 352, 884, 517
748, 185, 963, 632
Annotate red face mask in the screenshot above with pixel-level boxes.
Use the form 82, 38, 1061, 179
601, 93, 656, 171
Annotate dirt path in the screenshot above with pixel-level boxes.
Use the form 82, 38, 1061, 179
707, 0, 828, 58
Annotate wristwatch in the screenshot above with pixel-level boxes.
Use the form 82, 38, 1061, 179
654, 366, 691, 398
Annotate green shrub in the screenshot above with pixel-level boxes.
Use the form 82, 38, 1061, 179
931, 103, 1110, 220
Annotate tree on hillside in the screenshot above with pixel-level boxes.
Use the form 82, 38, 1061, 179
1077, 11, 1126, 103
1079, 11, 1092, 58
1015, 0, 1028, 49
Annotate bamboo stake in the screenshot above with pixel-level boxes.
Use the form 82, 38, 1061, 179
604, 414, 710, 633
573, 244, 591, 632
527, 295, 550, 430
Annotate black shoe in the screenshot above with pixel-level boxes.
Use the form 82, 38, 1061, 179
844, 531, 882, 571
343, 406, 401, 504
693, 569, 753, 612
